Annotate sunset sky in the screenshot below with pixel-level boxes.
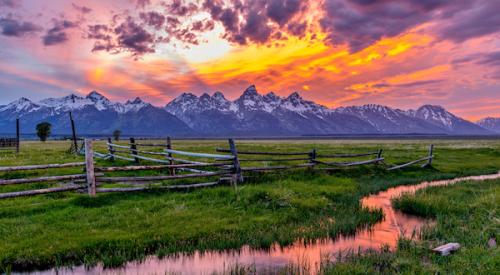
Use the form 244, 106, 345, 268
0, 0, 499, 120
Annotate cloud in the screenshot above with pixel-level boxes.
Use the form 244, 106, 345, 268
139, 11, 165, 30
42, 19, 78, 46
88, 17, 155, 56
0, 0, 20, 8
437, 1, 500, 42
202, 0, 308, 45
0, 17, 41, 37
72, 3, 92, 14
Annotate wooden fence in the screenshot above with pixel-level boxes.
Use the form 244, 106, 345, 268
0, 138, 435, 199
0, 119, 20, 152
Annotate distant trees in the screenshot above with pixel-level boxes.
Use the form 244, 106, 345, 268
113, 129, 122, 141
36, 122, 52, 142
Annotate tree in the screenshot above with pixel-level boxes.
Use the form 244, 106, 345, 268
36, 122, 52, 142
113, 129, 122, 141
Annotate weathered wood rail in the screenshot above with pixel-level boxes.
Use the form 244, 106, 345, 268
387, 145, 434, 170
0, 137, 435, 199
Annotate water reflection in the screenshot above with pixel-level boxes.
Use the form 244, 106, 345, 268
23, 173, 500, 274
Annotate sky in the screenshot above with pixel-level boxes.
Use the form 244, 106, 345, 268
0, 0, 499, 120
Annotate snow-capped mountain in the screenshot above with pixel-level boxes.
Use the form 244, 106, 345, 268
0, 91, 191, 136
477, 117, 500, 133
408, 105, 489, 135
335, 104, 446, 134
0, 85, 494, 136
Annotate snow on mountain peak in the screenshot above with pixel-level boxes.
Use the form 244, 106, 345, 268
0, 97, 40, 113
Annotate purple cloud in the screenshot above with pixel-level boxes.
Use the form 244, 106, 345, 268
42, 19, 77, 46
72, 3, 92, 14
0, 17, 41, 37
0, 0, 20, 8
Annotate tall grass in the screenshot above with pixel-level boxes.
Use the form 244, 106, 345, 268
0, 139, 499, 272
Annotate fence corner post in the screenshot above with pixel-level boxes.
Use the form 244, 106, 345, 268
130, 137, 139, 163
166, 136, 176, 175
107, 137, 115, 161
228, 138, 243, 186
426, 144, 434, 167
84, 139, 96, 197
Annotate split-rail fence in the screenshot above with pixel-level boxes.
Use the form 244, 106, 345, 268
0, 138, 434, 199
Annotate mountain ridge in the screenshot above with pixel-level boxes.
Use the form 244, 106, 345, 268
0, 85, 494, 136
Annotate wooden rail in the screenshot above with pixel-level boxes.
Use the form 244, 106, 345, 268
0, 162, 85, 172
216, 148, 310, 156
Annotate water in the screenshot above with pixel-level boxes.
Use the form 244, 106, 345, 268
22, 173, 500, 274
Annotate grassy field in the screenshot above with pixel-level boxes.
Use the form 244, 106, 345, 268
322, 178, 500, 274
0, 139, 499, 272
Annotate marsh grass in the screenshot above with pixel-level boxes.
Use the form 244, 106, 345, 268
321, 178, 500, 274
0, 139, 499, 272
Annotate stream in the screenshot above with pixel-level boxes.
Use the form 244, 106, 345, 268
22, 172, 500, 274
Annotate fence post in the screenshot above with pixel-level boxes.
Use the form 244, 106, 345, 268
166, 136, 175, 175
16, 118, 20, 153
426, 144, 434, 167
107, 137, 115, 161
130, 137, 139, 163
84, 139, 96, 197
69, 112, 78, 154
228, 138, 243, 186
309, 149, 316, 169
377, 149, 383, 159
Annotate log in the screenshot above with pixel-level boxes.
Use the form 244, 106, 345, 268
165, 149, 234, 159
96, 181, 219, 193
96, 171, 229, 182
314, 158, 384, 167
107, 138, 115, 161
238, 157, 311, 162
108, 154, 135, 162
241, 163, 314, 171
0, 173, 90, 186
85, 139, 96, 196
0, 184, 85, 199
432, 243, 460, 256
228, 138, 243, 185
166, 136, 175, 176
216, 148, 310, 156
387, 156, 432, 171
0, 162, 85, 172
316, 152, 379, 158
130, 137, 139, 163
95, 163, 229, 172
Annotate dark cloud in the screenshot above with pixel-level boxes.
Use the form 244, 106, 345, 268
318, 0, 482, 52
202, 0, 308, 45
72, 3, 92, 14
437, 1, 500, 42
89, 17, 155, 56
139, 11, 165, 30
0, 17, 41, 37
0, 0, 20, 8
164, 0, 199, 16
42, 19, 77, 46
266, 0, 302, 26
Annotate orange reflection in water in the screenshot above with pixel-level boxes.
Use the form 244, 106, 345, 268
25, 173, 500, 275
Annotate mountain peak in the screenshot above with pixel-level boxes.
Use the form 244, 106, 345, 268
242, 85, 259, 96
131, 97, 144, 104
287, 92, 302, 100
86, 91, 107, 100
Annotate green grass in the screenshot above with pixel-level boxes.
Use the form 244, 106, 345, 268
0, 139, 499, 272
321, 178, 500, 274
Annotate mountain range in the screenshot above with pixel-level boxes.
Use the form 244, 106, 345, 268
0, 85, 497, 136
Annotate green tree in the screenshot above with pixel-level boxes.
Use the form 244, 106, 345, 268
36, 122, 52, 142
113, 129, 122, 141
